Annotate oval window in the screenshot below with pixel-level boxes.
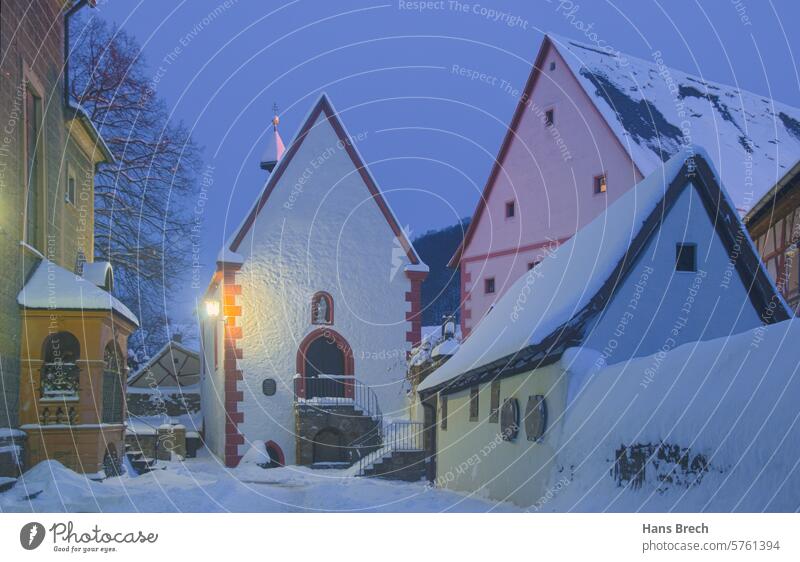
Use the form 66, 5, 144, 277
262, 378, 277, 396
524, 395, 547, 442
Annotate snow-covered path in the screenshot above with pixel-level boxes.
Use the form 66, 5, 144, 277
0, 452, 520, 513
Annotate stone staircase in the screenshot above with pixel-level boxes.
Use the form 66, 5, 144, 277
346, 421, 427, 482
124, 443, 158, 475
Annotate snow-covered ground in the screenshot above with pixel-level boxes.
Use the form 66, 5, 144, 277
0, 451, 519, 513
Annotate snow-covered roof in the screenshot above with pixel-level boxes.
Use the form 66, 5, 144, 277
549, 33, 800, 214
547, 319, 800, 511
127, 340, 200, 386
18, 259, 138, 326
81, 261, 113, 291
420, 147, 787, 393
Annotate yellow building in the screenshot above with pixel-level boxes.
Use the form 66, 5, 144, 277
0, 0, 138, 477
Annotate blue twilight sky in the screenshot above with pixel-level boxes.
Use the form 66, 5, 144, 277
88, 0, 800, 326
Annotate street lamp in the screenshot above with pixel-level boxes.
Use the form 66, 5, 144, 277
205, 299, 220, 318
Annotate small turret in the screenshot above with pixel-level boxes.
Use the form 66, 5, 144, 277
260, 103, 285, 172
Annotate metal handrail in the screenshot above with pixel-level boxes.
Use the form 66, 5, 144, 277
294, 374, 383, 421
352, 421, 424, 476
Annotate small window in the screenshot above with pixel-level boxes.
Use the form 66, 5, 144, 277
549, 61, 556, 71
545, 109, 554, 127
527, 260, 540, 271
676, 243, 697, 272
66, 171, 76, 205
440, 394, 448, 430
469, 386, 479, 421
484, 277, 495, 294
505, 200, 515, 218
594, 174, 607, 194
489, 380, 501, 423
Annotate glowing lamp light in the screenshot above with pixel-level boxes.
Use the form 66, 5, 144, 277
205, 299, 220, 318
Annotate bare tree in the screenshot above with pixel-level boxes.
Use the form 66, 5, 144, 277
69, 16, 202, 358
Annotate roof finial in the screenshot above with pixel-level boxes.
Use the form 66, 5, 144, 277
272, 102, 280, 129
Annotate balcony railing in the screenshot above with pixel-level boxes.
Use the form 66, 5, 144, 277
40, 362, 80, 400
294, 374, 381, 420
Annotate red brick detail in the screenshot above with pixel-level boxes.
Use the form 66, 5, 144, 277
405, 270, 427, 347
219, 263, 245, 468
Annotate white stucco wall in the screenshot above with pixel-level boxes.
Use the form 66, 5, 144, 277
200, 283, 226, 460
583, 182, 762, 362
232, 113, 414, 464
435, 182, 768, 507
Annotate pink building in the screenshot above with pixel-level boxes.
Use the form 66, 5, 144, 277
452, 34, 800, 336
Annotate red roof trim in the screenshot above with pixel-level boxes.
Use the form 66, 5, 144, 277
229, 95, 420, 265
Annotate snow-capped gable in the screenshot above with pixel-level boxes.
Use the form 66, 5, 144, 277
225, 93, 423, 268
420, 147, 788, 393
549, 33, 800, 214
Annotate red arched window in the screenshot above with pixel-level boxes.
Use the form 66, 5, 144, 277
311, 291, 333, 325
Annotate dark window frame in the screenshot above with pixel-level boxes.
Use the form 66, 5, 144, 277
676, 243, 697, 272
544, 108, 554, 127
484, 277, 495, 294
440, 394, 448, 430
469, 386, 479, 421
489, 380, 501, 423
594, 173, 608, 194
505, 200, 515, 218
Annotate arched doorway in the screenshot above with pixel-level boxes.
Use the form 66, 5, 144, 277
296, 329, 354, 399
313, 428, 345, 464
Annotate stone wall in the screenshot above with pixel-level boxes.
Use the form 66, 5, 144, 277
294, 404, 381, 466
126, 390, 201, 418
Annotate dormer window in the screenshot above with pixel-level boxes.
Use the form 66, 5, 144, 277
311, 292, 333, 325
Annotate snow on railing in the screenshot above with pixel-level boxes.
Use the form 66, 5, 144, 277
294, 374, 382, 420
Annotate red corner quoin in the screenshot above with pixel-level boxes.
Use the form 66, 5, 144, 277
221, 263, 245, 467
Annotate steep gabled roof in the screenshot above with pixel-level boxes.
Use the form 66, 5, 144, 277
128, 340, 199, 386
450, 34, 800, 266
421, 148, 789, 395
224, 93, 423, 267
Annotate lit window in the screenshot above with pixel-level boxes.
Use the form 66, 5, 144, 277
505, 200, 515, 218
676, 243, 697, 272
484, 277, 495, 294
594, 174, 607, 194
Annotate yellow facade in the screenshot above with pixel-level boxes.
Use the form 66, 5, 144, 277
433, 364, 566, 507
18, 309, 135, 473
